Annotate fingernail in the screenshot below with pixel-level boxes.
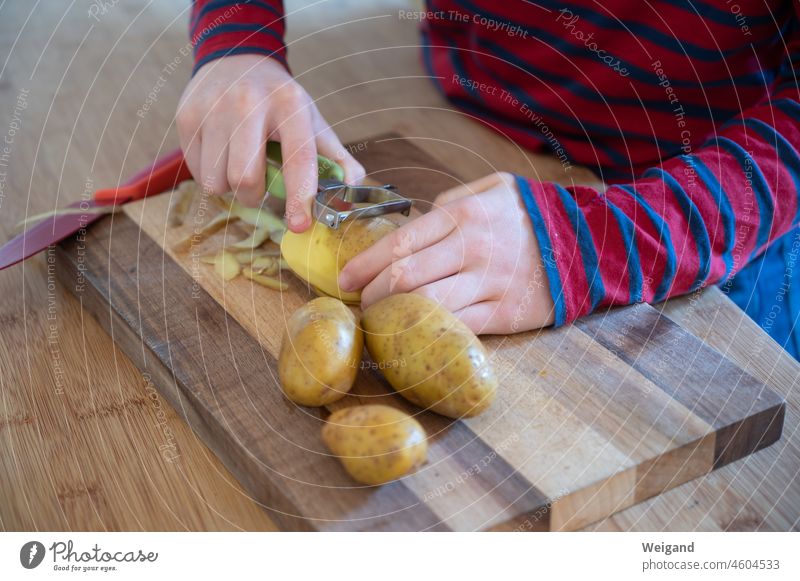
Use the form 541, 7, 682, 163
288, 213, 309, 232
338, 271, 353, 291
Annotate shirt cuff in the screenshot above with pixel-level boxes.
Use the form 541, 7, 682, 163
191, 2, 288, 75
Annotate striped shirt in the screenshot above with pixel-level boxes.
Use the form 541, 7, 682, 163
191, 1, 800, 339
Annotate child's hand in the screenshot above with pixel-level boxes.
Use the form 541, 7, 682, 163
176, 54, 364, 231
339, 172, 556, 334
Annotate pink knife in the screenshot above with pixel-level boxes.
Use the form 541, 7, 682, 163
0, 149, 192, 270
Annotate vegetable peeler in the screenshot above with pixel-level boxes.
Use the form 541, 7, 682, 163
312, 179, 413, 229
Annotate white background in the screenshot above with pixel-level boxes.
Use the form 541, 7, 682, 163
0, 532, 797, 580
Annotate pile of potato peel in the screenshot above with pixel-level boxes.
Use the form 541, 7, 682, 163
170, 180, 289, 290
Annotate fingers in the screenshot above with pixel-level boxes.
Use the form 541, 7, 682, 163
181, 134, 202, 185
453, 301, 507, 335
434, 172, 510, 207
339, 207, 458, 292
413, 271, 496, 313
227, 108, 268, 207
176, 100, 202, 182
275, 88, 317, 232
175, 52, 365, 227
359, 234, 469, 308
199, 120, 229, 195
313, 110, 365, 185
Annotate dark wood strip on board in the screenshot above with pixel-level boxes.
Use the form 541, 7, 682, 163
576, 304, 785, 467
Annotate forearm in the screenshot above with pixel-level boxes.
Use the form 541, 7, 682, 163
520, 88, 800, 326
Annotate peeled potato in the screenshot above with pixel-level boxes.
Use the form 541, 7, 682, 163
322, 405, 427, 485
278, 297, 362, 406
281, 217, 397, 304
362, 293, 497, 418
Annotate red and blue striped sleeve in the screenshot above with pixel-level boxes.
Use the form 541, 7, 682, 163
190, 0, 287, 75
520, 6, 800, 327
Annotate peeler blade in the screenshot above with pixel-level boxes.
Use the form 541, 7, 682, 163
313, 180, 412, 228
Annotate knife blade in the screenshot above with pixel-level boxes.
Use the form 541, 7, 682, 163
0, 148, 191, 271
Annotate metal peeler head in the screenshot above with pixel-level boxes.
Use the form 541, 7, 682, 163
312, 179, 413, 229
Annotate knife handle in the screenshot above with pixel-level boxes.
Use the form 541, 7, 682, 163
93, 149, 193, 205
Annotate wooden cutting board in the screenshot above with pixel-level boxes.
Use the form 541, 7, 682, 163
54, 134, 785, 531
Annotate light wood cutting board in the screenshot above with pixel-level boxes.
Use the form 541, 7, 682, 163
54, 134, 785, 531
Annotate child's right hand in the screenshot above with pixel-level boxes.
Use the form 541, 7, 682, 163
176, 54, 365, 232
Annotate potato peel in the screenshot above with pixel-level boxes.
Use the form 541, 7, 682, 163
231, 225, 272, 249
251, 256, 278, 275
168, 181, 196, 227
214, 251, 241, 281
213, 196, 286, 233
231, 247, 280, 264
173, 211, 238, 252
242, 268, 288, 290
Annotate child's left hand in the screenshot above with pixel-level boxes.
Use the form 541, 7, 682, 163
338, 172, 556, 334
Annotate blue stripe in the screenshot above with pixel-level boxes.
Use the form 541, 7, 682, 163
607, 200, 643, 303
194, 22, 283, 45
555, 1, 743, 62
438, 34, 664, 166
744, 115, 800, 225
444, 41, 631, 166
473, 36, 741, 120
192, 45, 285, 75
449, 0, 775, 89
515, 176, 568, 326
774, 97, 800, 124
659, 0, 780, 29
422, 38, 582, 165
642, 167, 713, 290
192, 0, 281, 37
775, 80, 800, 93
442, 92, 636, 180
423, 39, 581, 160
552, 184, 606, 312
464, 78, 643, 165
615, 184, 678, 301
715, 136, 775, 258
421, 31, 436, 77
681, 155, 736, 281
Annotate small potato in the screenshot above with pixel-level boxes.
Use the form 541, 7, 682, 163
278, 297, 363, 406
281, 217, 397, 304
362, 293, 497, 418
322, 405, 427, 485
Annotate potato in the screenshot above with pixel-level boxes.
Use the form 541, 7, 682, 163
322, 405, 427, 485
278, 297, 363, 406
362, 293, 497, 418
281, 217, 397, 304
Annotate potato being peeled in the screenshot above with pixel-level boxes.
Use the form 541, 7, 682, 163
362, 293, 497, 418
281, 217, 397, 304
278, 297, 362, 406
322, 405, 427, 485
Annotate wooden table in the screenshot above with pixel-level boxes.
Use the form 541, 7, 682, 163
0, 0, 797, 531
